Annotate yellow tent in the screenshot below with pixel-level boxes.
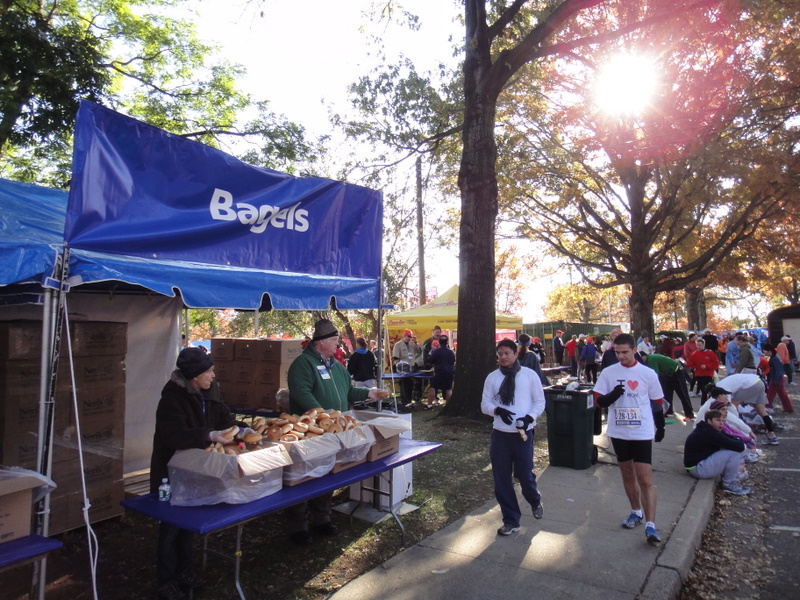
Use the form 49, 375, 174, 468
385, 284, 523, 335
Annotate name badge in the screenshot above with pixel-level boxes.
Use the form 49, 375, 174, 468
317, 364, 331, 380
614, 406, 642, 427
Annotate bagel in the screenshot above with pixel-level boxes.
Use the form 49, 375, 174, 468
293, 422, 309, 433
327, 410, 342, 419
337, 416, 348, 429
304, 408, 321, 418
280, 433, 299, 442
243, 432, 263, 444
318, 418, 333, 430
221, 425, 239, 439
266, 425, 283, 441
345, 421, 355, 430
344, 415, 356, 423
280, 423, 294, 434
273, 418, 289, 426
307, 424, 324, 435
298, 415, 313, 425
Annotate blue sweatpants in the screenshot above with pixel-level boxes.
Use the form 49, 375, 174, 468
490, 428, 541, 527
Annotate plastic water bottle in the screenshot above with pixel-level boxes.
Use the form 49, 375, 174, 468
158, 478, 171, 502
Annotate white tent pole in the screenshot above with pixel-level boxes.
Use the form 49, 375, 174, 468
31, 287, 55, 600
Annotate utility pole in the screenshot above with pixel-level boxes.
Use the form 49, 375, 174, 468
416, 155, 426, 304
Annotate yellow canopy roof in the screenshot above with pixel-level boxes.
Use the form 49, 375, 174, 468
385, 284, 523, 334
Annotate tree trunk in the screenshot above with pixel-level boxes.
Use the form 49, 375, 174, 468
629, 281, 655, 337
685, 286, 704, 331
444, 1, 500, 419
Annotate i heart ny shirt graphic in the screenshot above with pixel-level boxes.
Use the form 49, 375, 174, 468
627, 380, 639, 390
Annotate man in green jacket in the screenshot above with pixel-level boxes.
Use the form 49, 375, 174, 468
286, 318, 387, 545
640, 352, 695, 421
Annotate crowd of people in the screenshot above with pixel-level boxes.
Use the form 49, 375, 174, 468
480, 326, 796, 549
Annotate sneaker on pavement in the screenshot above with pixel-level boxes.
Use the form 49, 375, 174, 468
743, 449, 760, 463
533, 502, 544, 519
645, 525, 662, 545
683, 416, 694, 422
722, 482, 751, 495
622, 512, 643, 528
497, 524, 520, 536
761, 436, 780, 445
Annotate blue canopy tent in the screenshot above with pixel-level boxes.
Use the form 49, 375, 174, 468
0, 104, 383, 593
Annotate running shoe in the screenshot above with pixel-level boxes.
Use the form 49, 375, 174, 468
722, 482, 751, 495
622, 512, 643, 528
645, 525, 662, 545
761, 436, 780, 445
497, 524, 520, 536
533, 502, 544, 519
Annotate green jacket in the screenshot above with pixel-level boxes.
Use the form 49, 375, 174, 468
644, 352, 680, 377
288, 344, 370, 414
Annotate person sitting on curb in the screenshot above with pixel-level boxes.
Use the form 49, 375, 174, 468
684, 409, 750, 495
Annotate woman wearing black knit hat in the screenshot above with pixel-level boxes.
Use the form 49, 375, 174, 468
149, 347, 249, 600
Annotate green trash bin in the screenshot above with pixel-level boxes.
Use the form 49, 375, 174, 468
544, 384, 598, 470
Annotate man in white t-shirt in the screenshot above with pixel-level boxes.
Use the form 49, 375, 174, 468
594, 333, 666, 545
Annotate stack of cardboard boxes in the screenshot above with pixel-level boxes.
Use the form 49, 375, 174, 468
212, 338, 302, 411
0, 321, 127, 535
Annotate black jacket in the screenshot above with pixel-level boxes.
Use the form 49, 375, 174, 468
347, 349, 377, 382
149, 370, 237, 493
684, 420, 745, 469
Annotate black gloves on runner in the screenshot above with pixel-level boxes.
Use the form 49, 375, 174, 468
495, 406, 514, 425
596, 384, 625, 408
653, 410, 666, 442
515, 415, 534, 430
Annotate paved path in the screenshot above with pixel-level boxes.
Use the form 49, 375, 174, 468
329, 415, 714, 600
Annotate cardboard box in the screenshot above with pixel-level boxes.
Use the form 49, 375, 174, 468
331, 457, 366, 473
64, 479, 125, 531
54, 419, 124, 459
1, 388, 71, 435
0, 321, 43, 360
210, 338, 235, 361
279, 434, 340, 485
52, 450, 123, 491
167, 445, 292, 506
0, 473, 42, 543
256, 361, 290, 386
73, 385, 125, 424
1, 430, 41, 470
352, 411, 412, 462
211, 360, 234, 383
255, 339, 303, 363
334, 425, 375, 465
70, 355, 126, 388
234, 338, 259, 362
69, 322, 127, 357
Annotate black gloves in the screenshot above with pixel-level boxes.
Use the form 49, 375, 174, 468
653, 410, 665, 442
495, 406, 514, 425
515, 415, 534, 430
596, 384, 625, 408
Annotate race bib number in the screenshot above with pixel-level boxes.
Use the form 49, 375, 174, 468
614, 406, 642, 427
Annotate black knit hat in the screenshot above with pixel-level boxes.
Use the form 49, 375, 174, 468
312, 318, 339, 342
177, 347, 214, 379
